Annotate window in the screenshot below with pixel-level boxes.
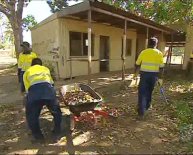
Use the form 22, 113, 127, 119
70, 31, 94, 56
122, 38, 132, 56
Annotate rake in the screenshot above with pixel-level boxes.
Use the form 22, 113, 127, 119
157, 80, 169, 104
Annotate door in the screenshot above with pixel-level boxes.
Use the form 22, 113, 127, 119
100, 36, 110, 72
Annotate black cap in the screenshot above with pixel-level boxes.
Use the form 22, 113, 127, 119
148, 37, 158, 48
149, 37, 158, 44
21, 41, 30, 48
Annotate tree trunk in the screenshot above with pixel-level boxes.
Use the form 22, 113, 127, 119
9, 18, 23, 59
13, 26, 23, 58
182, 25, 193, 70
0, 0, 24, 59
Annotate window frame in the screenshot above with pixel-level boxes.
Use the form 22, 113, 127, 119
122, 38, 132, 57
69, 31, 94, 57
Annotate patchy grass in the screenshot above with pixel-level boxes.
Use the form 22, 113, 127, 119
1, 66, 193, 154
161, 68, 193, 153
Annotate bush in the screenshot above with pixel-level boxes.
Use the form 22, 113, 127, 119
176, 101, 193, 143
42, 60, 56, 80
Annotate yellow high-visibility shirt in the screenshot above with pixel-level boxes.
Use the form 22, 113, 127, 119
18, 52, 37, 71
136, 48, 164, 72
23, 65, 54, 92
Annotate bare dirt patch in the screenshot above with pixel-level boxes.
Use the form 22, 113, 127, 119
0, 66, 190, 154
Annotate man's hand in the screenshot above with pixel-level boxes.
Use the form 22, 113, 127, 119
158, 79, 163, 86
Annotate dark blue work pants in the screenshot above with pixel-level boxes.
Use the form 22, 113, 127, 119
138, 72, 158, 116
26, 97, 62, 139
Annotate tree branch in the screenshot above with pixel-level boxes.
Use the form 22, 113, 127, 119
4, 0, 15, 13
0, 3, 11, 18
17, 0, 24, 19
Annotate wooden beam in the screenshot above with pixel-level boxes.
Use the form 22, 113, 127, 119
122, 20, 127, 81
145, 27, 149, 48
88, 9, 92, 84
70, 57, 72, 81
169, 34, 174, 66
91, 7, 172, 34
166, 34, 173, 66
161, 31, 164, 42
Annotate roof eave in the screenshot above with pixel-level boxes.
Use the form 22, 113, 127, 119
31, 0, 176, 34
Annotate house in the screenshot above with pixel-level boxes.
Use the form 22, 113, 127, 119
31, 0, 176, 80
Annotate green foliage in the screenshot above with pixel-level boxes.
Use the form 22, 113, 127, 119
47, 0, 79, 13
172, 47, 184, 56
42, 60, 56, 80
22, 15, 37, 31
173, 92, 193, 143
103, 0, 193, 26
0, 13, 13, 49
0, 0, 33, 53
176, 101, 193, 126
0, 44, 5, 49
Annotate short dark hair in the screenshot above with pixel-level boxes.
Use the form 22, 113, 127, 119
21, 41, 30, 48
148, 37, 158, 48
31, 58, 42, 66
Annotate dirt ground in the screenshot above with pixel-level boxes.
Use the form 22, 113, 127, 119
0, 64, 191, 154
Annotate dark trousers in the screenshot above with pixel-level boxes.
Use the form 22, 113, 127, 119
20, 71, 25, 92
25, 98, 62, 139
138, 72, 157, 116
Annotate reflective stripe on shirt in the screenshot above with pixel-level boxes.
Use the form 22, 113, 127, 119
141, 62, 160, 67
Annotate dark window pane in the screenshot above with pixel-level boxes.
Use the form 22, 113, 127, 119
122, 38, 132, 56
83, 33, 88, 56
126, 39, 132, 56
83, 33, 94, 56
70, 31, 82, 56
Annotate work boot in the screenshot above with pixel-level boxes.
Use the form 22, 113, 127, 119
136, 115, 145, 121
146, 103, 152, 110
51, 128, 61, 134
52, 129, 62, 143
31, 133, 45, 144
149, 104, 153, 110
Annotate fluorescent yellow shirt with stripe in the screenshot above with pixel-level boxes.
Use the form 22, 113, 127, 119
136, 48, 164, 72
23, 65, 54, 92
18, 52, 37, 71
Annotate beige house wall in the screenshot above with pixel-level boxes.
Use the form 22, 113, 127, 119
61, 18, 137, 78
136, 34, 146, 58
157, 34, 166, 53
32, 18, 168, 79
31, 19, 61, 78
136, 33, 166, 58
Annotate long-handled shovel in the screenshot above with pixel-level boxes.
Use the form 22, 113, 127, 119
129, 76, 140, 87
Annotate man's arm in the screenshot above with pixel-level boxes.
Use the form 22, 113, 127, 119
134, 52, 143, 77
134, 64, 140, 76
17, 54, 22, 83
23, 71, 29, 93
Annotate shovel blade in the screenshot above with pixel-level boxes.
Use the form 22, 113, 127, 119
129, 78, 139, 87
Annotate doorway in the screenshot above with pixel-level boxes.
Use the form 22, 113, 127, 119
99, 36, 110, 72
